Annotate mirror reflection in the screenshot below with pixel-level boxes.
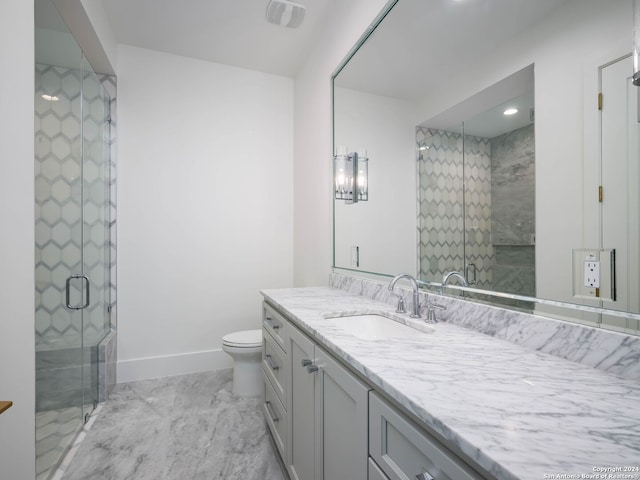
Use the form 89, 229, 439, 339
418, 66, 536, 309
333, 0, 640, 333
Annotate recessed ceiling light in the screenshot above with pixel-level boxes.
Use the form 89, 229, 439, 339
42, 94, 59, 102
503, 108, 518, 116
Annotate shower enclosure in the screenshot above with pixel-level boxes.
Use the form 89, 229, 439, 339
35, 0, 116, 478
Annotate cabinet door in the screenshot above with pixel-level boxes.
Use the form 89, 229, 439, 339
287, 324, 316, 480
315, 347, 370, 480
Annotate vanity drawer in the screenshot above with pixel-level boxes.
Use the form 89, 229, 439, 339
263, 372, 286, 459
262, 328, 287, 404
369, 392, 482, 480
263, 302, 287, 351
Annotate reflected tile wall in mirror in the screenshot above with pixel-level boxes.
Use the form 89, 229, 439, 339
417, 127, 494, 290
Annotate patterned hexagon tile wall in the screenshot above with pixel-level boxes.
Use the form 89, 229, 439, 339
35, 64, 113, 348
36, 64, 84, 349
416, 127, 494, 291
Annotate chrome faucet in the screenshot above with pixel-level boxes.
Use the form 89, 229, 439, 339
388, 273, 421, 318
440, 271, 468, 294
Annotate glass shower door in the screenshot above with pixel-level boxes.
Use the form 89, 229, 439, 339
80, 56, 111, 421
34, 59, 111, 478
35, 0, 112, 473
34, 59, 86, 479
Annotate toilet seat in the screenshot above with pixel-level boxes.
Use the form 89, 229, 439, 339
222, 329, 262, 348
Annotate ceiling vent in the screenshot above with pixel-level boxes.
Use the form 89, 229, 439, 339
266, 0, 306, 28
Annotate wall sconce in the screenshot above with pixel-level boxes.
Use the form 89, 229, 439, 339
334, 146, 368, 203
634, 0, 640, 85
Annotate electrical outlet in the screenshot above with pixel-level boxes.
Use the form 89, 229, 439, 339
573, 248, 615, 301
584, 259, 600, 288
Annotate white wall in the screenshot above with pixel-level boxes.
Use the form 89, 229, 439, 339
292, 0, 391, 286
334, 87, 417, 275
0, 1, 36, 479
117, 45, 294, 381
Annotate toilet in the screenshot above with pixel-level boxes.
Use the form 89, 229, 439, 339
222, 329, 263, 396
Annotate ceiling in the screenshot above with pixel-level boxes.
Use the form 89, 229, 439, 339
100, 0, 335, 77
335, 0, 570, 102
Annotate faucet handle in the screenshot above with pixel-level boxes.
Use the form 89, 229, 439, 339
391, 293, 406, 313
425, 302, 446, 323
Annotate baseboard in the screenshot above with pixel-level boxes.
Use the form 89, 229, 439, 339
117, 349, 233, 383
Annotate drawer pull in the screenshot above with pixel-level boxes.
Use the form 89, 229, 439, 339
416, 472, 435, 480
265, 401, 279, 423
301, 359, 313, 367
265, 317, 280, 330
265, 354, 279, 371
306, 365, 319, 373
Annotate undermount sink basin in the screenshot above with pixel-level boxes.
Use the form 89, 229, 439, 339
326, 313, 433, 341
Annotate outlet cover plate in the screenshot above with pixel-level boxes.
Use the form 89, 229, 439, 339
573, 248, 616, 301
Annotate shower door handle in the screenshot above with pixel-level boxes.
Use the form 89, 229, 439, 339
66, 275, 90, 310
465, 263, 477, 286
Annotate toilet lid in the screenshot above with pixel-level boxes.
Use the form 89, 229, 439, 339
222, 329, 262, 348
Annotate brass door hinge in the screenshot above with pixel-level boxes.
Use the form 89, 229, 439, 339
599, 186, 603, 202
598, 92, 603, 110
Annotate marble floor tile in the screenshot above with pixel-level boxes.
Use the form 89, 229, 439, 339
61, 369, 287, 480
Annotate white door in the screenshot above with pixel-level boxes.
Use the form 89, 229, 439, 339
601, 55, 640, 329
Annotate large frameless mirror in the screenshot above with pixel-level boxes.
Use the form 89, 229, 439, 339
332, 0, 640, 334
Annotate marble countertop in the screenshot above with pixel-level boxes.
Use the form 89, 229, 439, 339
261, 286, 640, 480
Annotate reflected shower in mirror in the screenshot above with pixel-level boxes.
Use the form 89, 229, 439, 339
417, 66, 536, 309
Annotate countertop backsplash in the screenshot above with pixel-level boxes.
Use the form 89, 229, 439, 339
329, 272, 640, 381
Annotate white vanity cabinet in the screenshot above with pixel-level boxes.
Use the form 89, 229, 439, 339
262, 300, 370, 480
287, 320, 370, 480
262, 300, 486, 480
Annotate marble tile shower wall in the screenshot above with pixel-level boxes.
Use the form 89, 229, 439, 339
329, 272, 640, 381
416, 127, 494, 289
490, 124, 535, 297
